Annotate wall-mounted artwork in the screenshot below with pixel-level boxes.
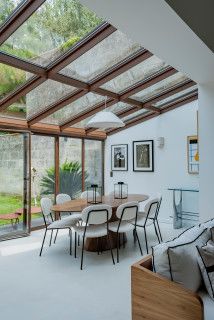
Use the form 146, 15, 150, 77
133, 140, 154, 172
111, 144, 128, 171
187, 135, 199, 174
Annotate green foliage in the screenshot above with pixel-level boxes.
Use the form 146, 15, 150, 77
0, 0, 103, 113
40, 160, 88, 199
60, 36, 81, 51
1, 0, 103, 59
0, 0, 15, 25
0, 63, 26, 100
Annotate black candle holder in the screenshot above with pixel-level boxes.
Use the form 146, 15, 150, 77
87, 184, 102, 204
114, 182, 128, 199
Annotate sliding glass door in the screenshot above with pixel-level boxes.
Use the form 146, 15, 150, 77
0, 131, 30, 239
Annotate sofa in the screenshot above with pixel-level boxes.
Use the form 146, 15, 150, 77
131, 219, 214, 320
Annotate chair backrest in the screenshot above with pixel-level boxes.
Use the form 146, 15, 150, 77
81, 204, 112, 224
116, 201, 139, 221
156, 193, 162, 216
41, 197, 52, 217
56, 193, 71, 204
80, 190, 100, 199
144, 198, 160, 220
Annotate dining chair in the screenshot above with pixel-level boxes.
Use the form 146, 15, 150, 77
55, 193, 82, 244
39, 197, 79, 257
73, 204, 115, 270
109, 201, 143, 263
56, 193, 72, 217
132, 197, 161, 254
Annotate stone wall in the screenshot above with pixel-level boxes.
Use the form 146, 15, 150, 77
0, 134, 102, 196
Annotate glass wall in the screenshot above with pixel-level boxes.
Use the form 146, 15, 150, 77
84, 140, 103, 189
0, 131, 30, 238
59, 137, 82, 199
31, 134, 55, 228
0, 131, 104, 235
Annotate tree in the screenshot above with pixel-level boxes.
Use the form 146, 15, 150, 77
2, 0, 103, 57
0, 0, 15, 25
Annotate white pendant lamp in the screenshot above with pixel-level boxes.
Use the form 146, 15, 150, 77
86, 97, 125, 129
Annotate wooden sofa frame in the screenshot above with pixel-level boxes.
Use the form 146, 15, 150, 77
131, 255, 204, 320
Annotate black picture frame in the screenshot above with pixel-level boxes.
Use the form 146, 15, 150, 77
133, 140, 154, 172
111, 144, 128, 171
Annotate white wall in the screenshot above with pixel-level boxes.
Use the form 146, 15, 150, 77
199, 83, 214, 221
105, 101, 199, 222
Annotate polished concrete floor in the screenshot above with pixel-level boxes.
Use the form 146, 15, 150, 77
0, 223, 182, 320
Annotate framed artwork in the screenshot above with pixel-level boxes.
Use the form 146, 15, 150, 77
187, 136, 199, 174
133, 140, 154, 172
111, 144, 128, 171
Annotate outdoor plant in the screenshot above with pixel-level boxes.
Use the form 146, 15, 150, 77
40, 160, 88, 199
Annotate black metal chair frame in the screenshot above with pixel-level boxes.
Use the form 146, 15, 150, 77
39, 211, 73, 257
135, 200, 162, 254
115, 205, 143, 263
74, 208, 115, 270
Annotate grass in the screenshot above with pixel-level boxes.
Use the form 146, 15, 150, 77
0, 194, 41, 226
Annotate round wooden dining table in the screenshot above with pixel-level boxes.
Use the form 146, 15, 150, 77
51, 194, 148, 252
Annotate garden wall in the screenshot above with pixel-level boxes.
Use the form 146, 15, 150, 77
0, 134, 102, 197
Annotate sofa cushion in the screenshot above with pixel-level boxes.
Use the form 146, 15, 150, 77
198, 290, 214, 320
167, 228, 210, 292
152, 225, 209, 280
197, 240, 214, 300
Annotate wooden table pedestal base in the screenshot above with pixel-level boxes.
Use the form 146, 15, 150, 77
85, 231, 127, 252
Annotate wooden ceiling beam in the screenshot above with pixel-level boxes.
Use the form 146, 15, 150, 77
60, 98, 115, 130
0, 76, 46, 111
27, 89, 87, 126
107, 92, 198, 136
0, 52, 46, 75
47, 22, 116, 75
0, 0, 46, 45
0, 116, 106, 140
90, 49, 152, 89
120, 67, 177, 100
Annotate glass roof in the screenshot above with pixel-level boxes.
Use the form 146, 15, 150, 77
59, 30, 142, 82
0, 0, 25, 26
130, 72, 188, 102
0, 0, 102, 66
26, 80, 76, 119
0, 0, 197, 131
122, 108, 150, 123
0, 63, 32, 101
42, 92, 104, 125
100, 56, 168, 94
154, 85, 198, 108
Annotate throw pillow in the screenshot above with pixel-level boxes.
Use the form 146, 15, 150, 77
167, 228, 211, 292
197, 240, 214, 300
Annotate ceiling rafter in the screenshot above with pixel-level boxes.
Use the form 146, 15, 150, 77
107, 92, 198, 136
0, 0, 46, 45
89, 49, 152, 89
47, 22, 116, 75
120, 67, 177, 99
60, 98, 115, 130
27, 89, 87, 126
0, 76, 46, 111
0, 51, 46, 75
59, 69, 179, 131
25, 48, 156, 125
84, 78, 195, 135
0, 116, 106, 140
